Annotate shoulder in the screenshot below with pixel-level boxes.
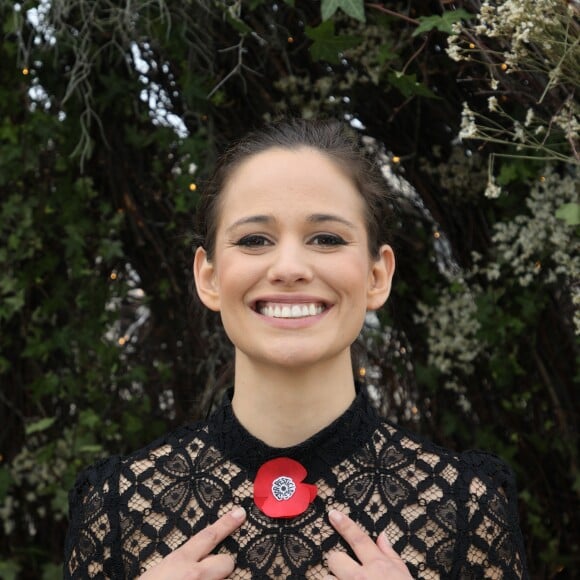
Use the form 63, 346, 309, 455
71, 419, 210, 495
376, 420, 522, 534
65, 419, 216, 577
377, 419, 527, 570
377, 419, 516, 491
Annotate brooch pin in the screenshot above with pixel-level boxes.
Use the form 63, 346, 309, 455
253, 457, 317, 518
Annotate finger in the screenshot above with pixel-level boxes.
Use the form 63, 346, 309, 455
181, 507, 246, 562
376, 533, 411, 574
326, 549, 363, 577
328, 510, 378, 564
376, 532, 397, 556
190, 554, 236, 580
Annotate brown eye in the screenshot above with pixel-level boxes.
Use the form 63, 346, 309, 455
310, 234, 347, 246
236, 235, 272, 247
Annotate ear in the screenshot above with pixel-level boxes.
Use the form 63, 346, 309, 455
193, 247, 221, 312
366, 244, 395, 311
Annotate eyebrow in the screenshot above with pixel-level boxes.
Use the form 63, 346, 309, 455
307, 213, 357, 229
225, 212, 357, 233
226, 215, 273, 233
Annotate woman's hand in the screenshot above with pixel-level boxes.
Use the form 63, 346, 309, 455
138, 507, 246, 580
324, 510, 413, 580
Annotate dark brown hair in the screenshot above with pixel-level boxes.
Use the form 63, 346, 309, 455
194, 118, 395, 260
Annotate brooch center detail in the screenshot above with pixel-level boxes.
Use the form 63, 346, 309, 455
271, 476, 296, 501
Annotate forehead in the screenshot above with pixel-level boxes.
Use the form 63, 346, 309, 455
217, 147, 366, 226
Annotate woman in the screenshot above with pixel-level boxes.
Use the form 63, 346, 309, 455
65, 119, 528, 579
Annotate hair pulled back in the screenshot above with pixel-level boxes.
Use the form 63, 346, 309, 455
195, 118, 395, 260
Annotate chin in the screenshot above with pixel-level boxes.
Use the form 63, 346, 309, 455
252, 344, 351, 370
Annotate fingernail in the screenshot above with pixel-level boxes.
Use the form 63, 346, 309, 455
231, 507, 246, 520
329, 509, 344, 523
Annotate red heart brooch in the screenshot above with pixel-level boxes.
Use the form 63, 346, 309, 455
253, 457, 318, 518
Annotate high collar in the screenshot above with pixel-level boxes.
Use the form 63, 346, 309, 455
208, 385, 381, 480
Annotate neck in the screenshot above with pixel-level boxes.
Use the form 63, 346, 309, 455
231, 352, 356, 448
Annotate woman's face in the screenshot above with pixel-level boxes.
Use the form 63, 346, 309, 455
194, 147, 395, 370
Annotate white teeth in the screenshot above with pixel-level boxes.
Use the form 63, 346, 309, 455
258, 303, 325, 319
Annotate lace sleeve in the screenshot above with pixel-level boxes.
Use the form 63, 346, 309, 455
64, 456, 122, 579
456, 451, 529, 579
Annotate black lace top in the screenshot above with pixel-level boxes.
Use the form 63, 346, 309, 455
64, 389, 528, 579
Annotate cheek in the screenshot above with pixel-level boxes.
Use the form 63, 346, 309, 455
215, 255, 258, 299
326, 260, 371, 296
342, 251, 372, 277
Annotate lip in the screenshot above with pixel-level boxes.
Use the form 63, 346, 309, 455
251, 294, 331, 309
250, 294, 333, 328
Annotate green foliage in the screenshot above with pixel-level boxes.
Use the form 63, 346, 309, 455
24, 418, 56, 436
305, 21, 363, 64
556, 202, 580, 226
321, 0, 365, 23
497, 158, 541, 185
387, 71, 439, 99
0, 561, 21, 580
412, 9, 474, 37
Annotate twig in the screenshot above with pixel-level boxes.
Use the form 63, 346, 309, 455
208, 38, 248, 98
402, 35, 429, 74
366, 3, 420, 25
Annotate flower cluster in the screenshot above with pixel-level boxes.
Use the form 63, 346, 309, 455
448, 0, 578, 78
0, 431, 77, 536
486, 167, 579, 326
459, 102, 478, 140
416, 165, 578, 400
447, 0, 579, 198
415, 280, 483, 408
420, 145, 489, 202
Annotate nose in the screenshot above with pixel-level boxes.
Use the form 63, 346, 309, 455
267, 239, 313, 285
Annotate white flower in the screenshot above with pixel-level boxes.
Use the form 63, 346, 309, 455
486, 262, 501, 281
485, 179, 502, 198
525, 108, 535, 127
459, 103, 478, 140
513, 120, 525, 142
488, 96, 500, 112
446, 43, 464, 62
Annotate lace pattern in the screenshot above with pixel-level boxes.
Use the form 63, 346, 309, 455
65, 391, 528, 579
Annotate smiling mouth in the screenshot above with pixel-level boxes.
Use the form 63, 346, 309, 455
256, 302, 327, 319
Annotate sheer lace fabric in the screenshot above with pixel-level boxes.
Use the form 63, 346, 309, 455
65, 390, 528, 579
